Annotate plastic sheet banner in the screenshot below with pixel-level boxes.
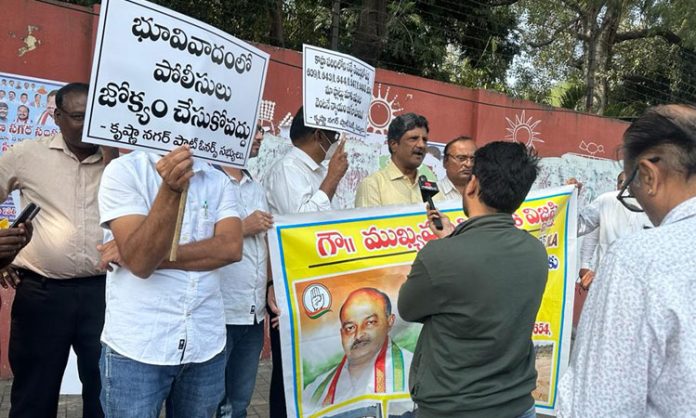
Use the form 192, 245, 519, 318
269, 185, 577, 418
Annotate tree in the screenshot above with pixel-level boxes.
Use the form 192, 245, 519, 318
513, 0, 696, 115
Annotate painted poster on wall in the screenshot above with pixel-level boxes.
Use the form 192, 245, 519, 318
0, 71, 63, 221
269, 186, 577, 417
83, 0, 269, 168
302, 44, 375, 137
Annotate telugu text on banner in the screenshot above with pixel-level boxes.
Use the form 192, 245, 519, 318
302, 44, 375, 137
269, 185, 577, 417
83, 0, 269, 168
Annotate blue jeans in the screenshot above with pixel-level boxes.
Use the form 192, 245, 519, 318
516, 405, 537, 418
217, 321, 265, 418
99, 344, 225, 418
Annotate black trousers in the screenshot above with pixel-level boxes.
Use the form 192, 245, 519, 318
9, 269, 106, 418
269, 312, 287, 418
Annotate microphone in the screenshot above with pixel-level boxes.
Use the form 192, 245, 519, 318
418, 175, 443, 230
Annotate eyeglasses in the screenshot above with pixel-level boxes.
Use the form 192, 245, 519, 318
56, 106, 85, 122
319, 130, 340, 144
446, 154, 475, 164
616, 156, 660, 212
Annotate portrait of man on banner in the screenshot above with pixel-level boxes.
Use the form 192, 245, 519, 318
297, 267, 417, 414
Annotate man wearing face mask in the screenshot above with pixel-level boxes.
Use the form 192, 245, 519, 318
355, 113, 438, 208
265, 106, 348, 215
558, 105, 696, 417
263, 106, 348, 418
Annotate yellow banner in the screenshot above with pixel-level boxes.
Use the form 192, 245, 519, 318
269, 186, 577, 417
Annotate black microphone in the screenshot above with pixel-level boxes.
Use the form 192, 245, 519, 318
418, 175, 443, 230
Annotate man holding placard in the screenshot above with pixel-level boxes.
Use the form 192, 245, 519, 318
98, 145, 243, 417
264, 106, 349, 417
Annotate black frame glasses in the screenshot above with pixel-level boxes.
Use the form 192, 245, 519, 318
616, 156, 659, 212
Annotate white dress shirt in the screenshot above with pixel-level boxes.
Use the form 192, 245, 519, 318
440, 176, 462, 202
579, 228, 599, 270
263, 147, 333, 215
219, 169, 268, 324
558, 196, 696, 417
577, 191, 651, 267
98, 151, 240, 365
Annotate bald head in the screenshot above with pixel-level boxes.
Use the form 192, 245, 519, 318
339, 288, 395, 368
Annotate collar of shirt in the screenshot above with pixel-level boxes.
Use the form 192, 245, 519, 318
441, 176, 456, 194
452, 213, 514, 236
385, 159, 413, 182
290, 146, 323, 173
661, 195, 696, 226
48, 134, 103, 164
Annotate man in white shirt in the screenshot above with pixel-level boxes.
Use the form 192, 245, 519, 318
440, 136, 476, 202
575, 172, 651, 289
558, 104, 696, 417
98, 146, 243, 418
216, 124, 273, 418
263, 106, 349, 417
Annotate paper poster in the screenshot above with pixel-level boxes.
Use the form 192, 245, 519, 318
302, 44, 375, 136
0, 72, 63, 222
84, 0, 269, 168
269, 186, 577, 417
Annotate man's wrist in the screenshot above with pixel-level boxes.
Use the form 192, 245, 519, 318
267, 281, 274, 289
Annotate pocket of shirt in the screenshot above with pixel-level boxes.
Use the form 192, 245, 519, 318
196, 207, 216, 240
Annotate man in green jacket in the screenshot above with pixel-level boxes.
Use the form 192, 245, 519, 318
398, 141, 548, 418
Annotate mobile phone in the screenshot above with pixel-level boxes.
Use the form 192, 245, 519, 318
10, 203, 41, 228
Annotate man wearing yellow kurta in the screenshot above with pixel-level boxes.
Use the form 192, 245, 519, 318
355, 113, 440, 208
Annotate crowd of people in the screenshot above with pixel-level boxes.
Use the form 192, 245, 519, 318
0, 80, 694, 418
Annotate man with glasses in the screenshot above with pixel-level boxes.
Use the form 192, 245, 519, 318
355, 113, 439, 208
263, 106, 348, 418
0, 82, 120, 418
558, 104, 696, 417
441, 136, 477, 201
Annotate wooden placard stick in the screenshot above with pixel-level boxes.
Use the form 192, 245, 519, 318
169, 183, 189, 261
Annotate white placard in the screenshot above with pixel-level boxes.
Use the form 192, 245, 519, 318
302, 44, 375, 137
84, 0, 269, 168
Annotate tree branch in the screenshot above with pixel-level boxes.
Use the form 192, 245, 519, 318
529, 18, 580, 48
487, 0, 520, 5
616, 28, 682, 45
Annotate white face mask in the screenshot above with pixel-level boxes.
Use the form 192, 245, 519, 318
324, 141, 340, 161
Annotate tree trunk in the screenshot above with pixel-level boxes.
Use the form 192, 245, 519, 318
269, 0, 284, 47
330, 0, 341, 50
350, 0, 387, 65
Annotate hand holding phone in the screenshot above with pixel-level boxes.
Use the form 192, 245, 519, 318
10, 203, 41, 228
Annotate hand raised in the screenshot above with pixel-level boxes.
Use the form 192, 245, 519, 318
426, 205, 454, 238
156, 146, 194, 193
326, 138, 348, 181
